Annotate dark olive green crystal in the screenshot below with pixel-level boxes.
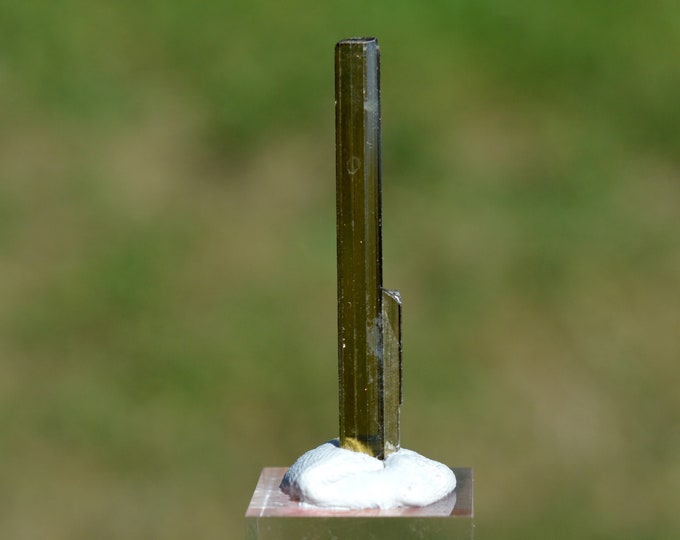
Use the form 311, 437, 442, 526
335, 37, 401, 459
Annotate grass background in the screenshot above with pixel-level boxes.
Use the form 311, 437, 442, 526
1, 1, 679, 538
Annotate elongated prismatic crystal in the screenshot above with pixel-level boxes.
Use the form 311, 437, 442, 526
335, 37, 402, 459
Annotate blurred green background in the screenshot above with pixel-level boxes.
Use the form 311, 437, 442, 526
1, 1, 679, 539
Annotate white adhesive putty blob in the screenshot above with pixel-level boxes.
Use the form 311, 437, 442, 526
280, 440, 456, 509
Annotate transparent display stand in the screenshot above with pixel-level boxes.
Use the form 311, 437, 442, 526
245, 467, 473, 539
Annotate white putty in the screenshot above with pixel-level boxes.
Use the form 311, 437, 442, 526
280, 440, 456, 509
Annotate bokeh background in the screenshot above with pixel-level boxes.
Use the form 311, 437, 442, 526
2, 1, 679, 539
